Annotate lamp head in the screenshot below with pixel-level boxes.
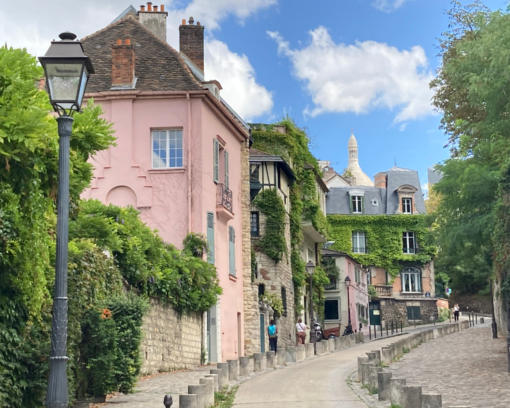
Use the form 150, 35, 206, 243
305, 260, 315, 276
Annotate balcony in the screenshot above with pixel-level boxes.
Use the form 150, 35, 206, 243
373, 285, 393, 298
216, 183, 233, 220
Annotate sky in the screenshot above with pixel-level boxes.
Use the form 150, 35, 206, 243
1, 0, 508, 194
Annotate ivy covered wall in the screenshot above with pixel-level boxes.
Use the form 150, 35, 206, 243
327, 214, 436, 278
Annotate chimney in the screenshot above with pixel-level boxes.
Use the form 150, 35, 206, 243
137, 2, 168, 43
179, 16, 204, 72
374, 172, 387, 188
112, 38, 135, 88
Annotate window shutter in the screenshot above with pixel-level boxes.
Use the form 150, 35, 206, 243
349, 196, 353, 213
361, 197, 365, 213
213, 139, 219, 183
207, 212, 215, 264
225, 150, 229, 189
229, 226, 236, 276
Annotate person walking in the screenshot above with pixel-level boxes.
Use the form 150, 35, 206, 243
296, 318, 307, 345
268, 319, 278, 352
453, 304, 460, 321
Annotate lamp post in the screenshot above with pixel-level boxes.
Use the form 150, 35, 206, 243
39, 32, 94, 408
306, 261, 316, 350
345, 276, 352, 332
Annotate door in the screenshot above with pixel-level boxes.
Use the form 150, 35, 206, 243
369, 300, 381, 326
259, 313, 265, 352
207, 305, 218, 362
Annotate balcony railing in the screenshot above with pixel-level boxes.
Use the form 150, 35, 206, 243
216, 183, 233, 216
374, 285, 393, 297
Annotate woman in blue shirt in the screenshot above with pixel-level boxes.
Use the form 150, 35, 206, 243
267, 319, 278, 352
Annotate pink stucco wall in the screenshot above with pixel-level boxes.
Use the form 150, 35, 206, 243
83, 92, 246, 361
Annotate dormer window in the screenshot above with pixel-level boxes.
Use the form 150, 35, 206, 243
348, 189, 365, 214
402, 197, 413, 214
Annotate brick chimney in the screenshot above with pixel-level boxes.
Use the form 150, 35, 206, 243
112, 39, 135, 88
179, 16, 204, 72
374, 172, 387, 188
137, 2, 168, 43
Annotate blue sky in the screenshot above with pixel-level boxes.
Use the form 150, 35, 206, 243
1, 0, 508, 192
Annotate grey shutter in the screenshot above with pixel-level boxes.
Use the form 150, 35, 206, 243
225, 150, 229, 189
213, 139, 219, 183
207, 212, 215, 264
229, 226, 235, 276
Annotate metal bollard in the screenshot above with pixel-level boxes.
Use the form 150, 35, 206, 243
380, 324, 383, 337
369, 325, 372, 340
391, 320, 394, 334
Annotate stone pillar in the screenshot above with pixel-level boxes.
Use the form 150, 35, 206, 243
180, 394, 198, 408
305, 343, 314, 358
239, 356, 251, 376
327, 338, 335, 352
199, 377, 215, 407
357, 356, 368, 382
276, 347, 286, 366
188, 384, 208, 408
381, 347, 393, 364
205, 373, 219, 392
390, 378, 406, 407
227, 359, 238, 381
402, 385, 422, 407
210, 369, 226, 388
266, 351, 275, 368
216, 362, 229, 384
253, 352, 266, 371
377, 371, 392, 401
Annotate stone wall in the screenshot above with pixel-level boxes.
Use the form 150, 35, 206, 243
379, 298, 438, 327
140, 299, 203, 375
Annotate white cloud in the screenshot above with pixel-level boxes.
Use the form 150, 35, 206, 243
205, 40, 273, 120
372, 0, 408, 13
268, 26, 434, 123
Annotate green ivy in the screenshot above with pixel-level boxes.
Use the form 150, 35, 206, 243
260, 293, 284, 317
253, 189, 287, 263
327, 214, 437, 278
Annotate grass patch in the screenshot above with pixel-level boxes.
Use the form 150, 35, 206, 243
402, 347, 410, 354
391, 405, 402, 408
361, 384, 378, 395
214, 386, 238, 408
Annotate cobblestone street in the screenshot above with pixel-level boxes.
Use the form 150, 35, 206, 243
386, 324, 510, 407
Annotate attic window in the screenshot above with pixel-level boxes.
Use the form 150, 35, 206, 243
371, 199, 378, 206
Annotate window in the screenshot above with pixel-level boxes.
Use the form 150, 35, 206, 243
281, 286, 287, 317
250, 164, 260, 183
355, 266, 361, 284
324, 299, 339, 320
402, 231, 416, 254
250, 211, 260, 237
402, 197, 413, 214
229, 226, 236, 276
352, 231, 366, 253
258, 283, 265, 297
325, 275, 337, 290
407, 306, 421, 320
152, 129, 183, 168
351, 195, 363, 213
401, 267, 421, 293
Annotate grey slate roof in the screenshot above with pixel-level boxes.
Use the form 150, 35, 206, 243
428, 167, 443, 186
326, 166, 426, 215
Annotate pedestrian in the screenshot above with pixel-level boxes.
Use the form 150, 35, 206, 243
296, 318, 307, 344
268, 319, 278, 352
453, 304, 460, 321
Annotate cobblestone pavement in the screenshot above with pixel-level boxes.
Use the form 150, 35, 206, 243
95, 365, 214, 408
352, 323, 510, 408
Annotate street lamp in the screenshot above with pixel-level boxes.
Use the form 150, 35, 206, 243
39, 32, 94, 408
344, 275, 352, 332
306, 260, 316, 349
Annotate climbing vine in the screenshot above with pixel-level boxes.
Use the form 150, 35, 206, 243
327, 214, 436, 278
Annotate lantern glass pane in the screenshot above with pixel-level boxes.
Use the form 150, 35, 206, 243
46, 62, 83, 106
77, 69, 88, 107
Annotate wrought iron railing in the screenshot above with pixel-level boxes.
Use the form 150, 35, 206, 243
217, 183, 233, 213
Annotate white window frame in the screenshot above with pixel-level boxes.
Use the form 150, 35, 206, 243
351, 195, 363, 214
352, 231, 366, 254
401, 267, 422, 293
402, 197, 413, 214
151, 129, 183, 168
402, 231, 416, 254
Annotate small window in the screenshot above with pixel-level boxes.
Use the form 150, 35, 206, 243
152, 129, 183, 168
355, 266, 361, 284
229, 226, 236, 276
407, 306, 421, 320
402, 197, 413, 214
402, 231, 416, 254
281, 286, 287, 317
401, 267, 422, 293
351, 195, 363, 213
258, 283, 265, 297
250, 211, 260, 237
352, 231, 366, 253
324, 299, 339, 320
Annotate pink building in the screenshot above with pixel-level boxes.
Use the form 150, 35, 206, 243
81, 4, 250, 362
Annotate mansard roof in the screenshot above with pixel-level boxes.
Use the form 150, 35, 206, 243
82, 16, 202, 93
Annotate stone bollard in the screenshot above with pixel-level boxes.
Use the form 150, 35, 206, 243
357, 356, 369, 382
285, 346, 297, 363
381, 347, 393, 364
296, 344, 306, 361
402, 385, 422, 408
377, 371, 392, 401
266, 351, 275, 368
390, 378, 406, 407
327, 338, 335, 352
305, 343, 314, 358
227, 359, 238, 381
188, 384, 208, 408
216, 362, 229, 384
210, 369, 226, 389
180, 394, 198, 408
360, 362, 374, 386
334, 337, 341, 350
199, 377, 215, 407
276, 347, 286, 366
253, 353, 265, 371
239, 356, 251, 377
422, 393, 442, 408
368, 365, 380, 393
205, 373, 219, 392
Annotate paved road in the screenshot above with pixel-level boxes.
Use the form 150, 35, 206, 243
233, 337, 399, 408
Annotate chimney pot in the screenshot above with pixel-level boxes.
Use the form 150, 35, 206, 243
197, 21, 201, 26
140, 4, 145, 11
124, 38, 131, 45
181, 18, 186, 25
153, 5, 158, 11
160, 4, 165, 11
116, 38, 122, 45
147, 2, 152, 11
188, 16, 194, 24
